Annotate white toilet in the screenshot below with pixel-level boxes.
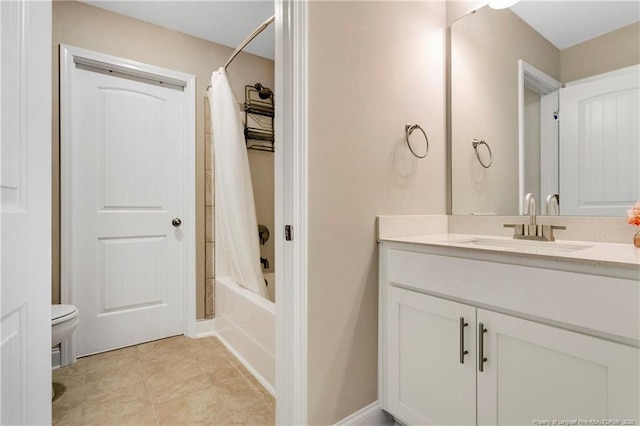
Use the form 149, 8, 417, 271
51, 304, 79, 348
51, 304, 79, 399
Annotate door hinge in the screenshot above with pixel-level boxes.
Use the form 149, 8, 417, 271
285, 225, 293, 241
554, 110, 559, 122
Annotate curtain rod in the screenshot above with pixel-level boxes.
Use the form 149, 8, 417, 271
224, 15, 275, 71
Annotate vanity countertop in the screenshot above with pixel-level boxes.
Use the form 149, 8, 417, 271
379, 233, 640, 273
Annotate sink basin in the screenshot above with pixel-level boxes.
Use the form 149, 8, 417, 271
450, 237, 593, 254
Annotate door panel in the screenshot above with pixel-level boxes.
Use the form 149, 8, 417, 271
386, 287, 476, 425
0, 0, 51, 423
67, 60, 186, 356
101, 88, 164, 208
477, 309, 640, 425
100, 236, 165, 312
560, 66, 640, 216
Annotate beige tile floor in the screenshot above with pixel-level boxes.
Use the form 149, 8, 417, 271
52, 336, 275, 425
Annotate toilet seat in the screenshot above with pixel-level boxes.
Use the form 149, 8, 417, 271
51, 304, 78, 325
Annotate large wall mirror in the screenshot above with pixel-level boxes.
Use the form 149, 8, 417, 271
450, 1, 639, 216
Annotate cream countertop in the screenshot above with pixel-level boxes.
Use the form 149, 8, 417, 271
379, 233, 640, 271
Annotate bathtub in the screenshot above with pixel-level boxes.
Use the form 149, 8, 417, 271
215, 274, 275, 395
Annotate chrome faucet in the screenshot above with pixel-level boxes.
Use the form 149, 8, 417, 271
545, 194, 559, 215
524, 193, 536, 226
504, 192, 566, 241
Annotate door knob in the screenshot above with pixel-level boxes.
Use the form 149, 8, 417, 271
172, 218, 182, 227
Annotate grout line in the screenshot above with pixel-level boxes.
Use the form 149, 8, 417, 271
79, 359, 88, 425
134, 341, 161, 425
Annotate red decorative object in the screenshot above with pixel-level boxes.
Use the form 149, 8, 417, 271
628, 201, 640, 247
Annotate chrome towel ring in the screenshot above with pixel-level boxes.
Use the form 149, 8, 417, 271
405, 123, 429, 159
472, 138, 493, 168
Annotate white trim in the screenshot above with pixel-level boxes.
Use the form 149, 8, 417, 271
275, 0, 309, 424
193, 318, 216, 338
59, 45, 197, 365
378, 245, 388, 409
333, 401, 394, 426
517, 60, 561, 214
521, 60, 561, 95
539, 90, 559, 202
187, 327, 275, 396
215, 332, 275, 397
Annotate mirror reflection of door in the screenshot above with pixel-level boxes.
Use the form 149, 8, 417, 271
559, 66, 640, 216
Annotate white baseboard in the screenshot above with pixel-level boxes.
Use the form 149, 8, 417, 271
188, 321, 275, 397
333, 401, 394, 426
192, 318, 216, 338
51, 347, 61, 369
215, 333, 275, 397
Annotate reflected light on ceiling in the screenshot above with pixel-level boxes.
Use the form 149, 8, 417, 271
488, 0, 520, 9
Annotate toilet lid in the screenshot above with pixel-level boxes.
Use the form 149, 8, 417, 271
52, 304, 78, 325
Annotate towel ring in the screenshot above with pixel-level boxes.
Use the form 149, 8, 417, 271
472, 139, 493, 168
405, 123, 429, 159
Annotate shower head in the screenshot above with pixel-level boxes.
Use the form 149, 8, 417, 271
254, 83, 273, 100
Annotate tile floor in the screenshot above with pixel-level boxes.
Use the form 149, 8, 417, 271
52, 336, 275, 425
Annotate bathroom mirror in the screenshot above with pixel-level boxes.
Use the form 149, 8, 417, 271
450, 1, 640, 216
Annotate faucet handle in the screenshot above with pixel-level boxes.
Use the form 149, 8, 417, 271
504, 223, 525, 236
539, 225, 566, 241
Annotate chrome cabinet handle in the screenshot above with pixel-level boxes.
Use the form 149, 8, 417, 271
479, 322, 488, 372
459, 317, 469, 364
172, 218, 182, 227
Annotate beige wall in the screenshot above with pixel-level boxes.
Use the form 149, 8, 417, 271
51, 0, 274, 318
450, 6, 560, 215
561, 22, 640, 83
307, 1, 447, 423
248, 151, 275, 274
446, 0, 487, 26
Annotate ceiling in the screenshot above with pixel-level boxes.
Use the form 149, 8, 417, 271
82, 1, 275, 60
82, 1, 639, 58
510, 0, 640, 49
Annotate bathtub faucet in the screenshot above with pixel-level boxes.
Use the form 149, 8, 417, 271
260, 257, 270, 270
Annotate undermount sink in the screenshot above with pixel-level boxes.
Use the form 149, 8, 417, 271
450, 237, 593, 254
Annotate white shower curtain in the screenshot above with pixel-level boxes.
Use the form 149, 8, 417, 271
208, 67, 268, 298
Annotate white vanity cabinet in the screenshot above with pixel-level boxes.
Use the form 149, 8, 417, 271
379, 243, 640, 426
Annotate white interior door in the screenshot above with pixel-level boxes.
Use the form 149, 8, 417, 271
560, 65, 640, 216
1, 0, 52, 423
63, 48, 190, 357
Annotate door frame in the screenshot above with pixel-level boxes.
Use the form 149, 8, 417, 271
517, 60, 561, 214
275, 0, 309, 423
59, 45, 196, 365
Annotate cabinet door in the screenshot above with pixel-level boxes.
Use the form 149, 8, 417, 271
385, 287, 476, 425
477, 309, 640, 425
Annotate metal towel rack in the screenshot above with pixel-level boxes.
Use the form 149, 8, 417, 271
472, 138, 493, 168
405, 123, 429, 159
